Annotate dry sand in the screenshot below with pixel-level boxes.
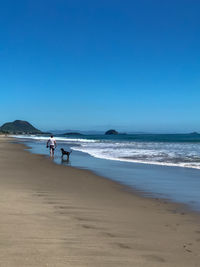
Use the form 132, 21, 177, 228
0, 136, 200, 266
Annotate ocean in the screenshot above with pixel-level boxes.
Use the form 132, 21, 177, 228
13, 133, 200, 211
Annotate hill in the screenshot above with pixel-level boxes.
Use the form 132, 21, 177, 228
0, 120, 41, 134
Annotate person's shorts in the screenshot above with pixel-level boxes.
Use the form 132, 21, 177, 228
50, 145, 55, 150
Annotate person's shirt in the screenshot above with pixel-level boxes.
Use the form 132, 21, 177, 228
48, 137, 56, 146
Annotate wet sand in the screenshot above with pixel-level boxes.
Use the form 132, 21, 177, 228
0, 136, 200, 266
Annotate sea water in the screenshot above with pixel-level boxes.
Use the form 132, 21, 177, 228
13, 134, 200, 211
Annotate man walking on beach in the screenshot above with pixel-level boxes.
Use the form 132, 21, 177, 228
46, 135, 56, 157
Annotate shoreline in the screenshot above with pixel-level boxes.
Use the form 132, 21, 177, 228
21, 140, 198, 216
0, 136, 200, 266
17, 136, 200, 212
12, 134, 200, 171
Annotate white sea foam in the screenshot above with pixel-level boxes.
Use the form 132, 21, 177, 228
71, 140, 200, 169
72, 146, 200, 169
12, 135, 97, 143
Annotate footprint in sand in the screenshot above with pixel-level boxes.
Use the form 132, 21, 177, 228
143, 254, 165, 263
117, 243, 132, 249
103, 232, 116, 238
81, 224, 104, 230
183, 244, 192, 253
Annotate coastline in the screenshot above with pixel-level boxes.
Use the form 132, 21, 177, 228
18, 135, 200, 212
0, 136, 200, 266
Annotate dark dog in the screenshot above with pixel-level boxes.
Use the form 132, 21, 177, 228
61, 148, 72, 160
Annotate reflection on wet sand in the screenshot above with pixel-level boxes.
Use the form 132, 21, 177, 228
61, 158, 71, 166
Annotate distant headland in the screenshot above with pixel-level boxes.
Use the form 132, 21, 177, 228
63, 132, 83, 136
0, 120, 44, 134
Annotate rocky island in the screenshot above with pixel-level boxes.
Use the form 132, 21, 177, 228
105, 129, 119, 135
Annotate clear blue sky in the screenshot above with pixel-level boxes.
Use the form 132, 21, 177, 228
0, 0, 199, 132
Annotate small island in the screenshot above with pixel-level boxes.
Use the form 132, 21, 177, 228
105, 129, 119, 135
63, 132, 83, 136
189, 132, 200, 136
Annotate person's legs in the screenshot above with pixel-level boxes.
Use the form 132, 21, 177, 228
50, 145, 54, 157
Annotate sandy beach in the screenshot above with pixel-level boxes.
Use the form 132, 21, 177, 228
0, 136, 200, 267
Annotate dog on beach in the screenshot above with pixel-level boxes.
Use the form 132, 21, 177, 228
61, 148, 72, 160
